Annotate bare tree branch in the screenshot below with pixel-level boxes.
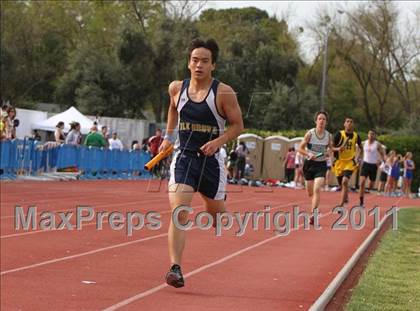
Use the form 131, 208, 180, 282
131, 1, 147, 34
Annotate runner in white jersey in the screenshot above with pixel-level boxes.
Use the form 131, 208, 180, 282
359, 130, 385, 206
299, 111, 338, 225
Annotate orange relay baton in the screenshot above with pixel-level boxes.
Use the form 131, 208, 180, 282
144, 145, 174, 171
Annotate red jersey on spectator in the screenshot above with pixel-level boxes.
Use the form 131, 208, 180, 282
286, 151, 296, 169
148, 131, 163, 157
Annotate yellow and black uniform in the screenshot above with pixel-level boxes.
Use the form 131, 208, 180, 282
0, 120, 5, 136
0, 116, 6, 139
332, 130, 362, 178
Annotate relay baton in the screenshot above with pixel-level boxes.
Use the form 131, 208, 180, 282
144, 145, 174, 171
314, 152, 324, 159
307, 152, 324, 160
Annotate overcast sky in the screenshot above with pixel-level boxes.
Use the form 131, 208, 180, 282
201, 1, 420, 61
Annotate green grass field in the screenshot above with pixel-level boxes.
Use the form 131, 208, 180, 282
346, 207, 420, 311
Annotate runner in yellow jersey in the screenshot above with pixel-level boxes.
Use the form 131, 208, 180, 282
332, 117, 362, 207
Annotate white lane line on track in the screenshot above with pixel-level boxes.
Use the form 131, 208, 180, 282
102, 210, 334, 311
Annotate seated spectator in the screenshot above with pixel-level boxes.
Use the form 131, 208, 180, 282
65, 122, 82, 145
108, 132, 124, 151
55, 121, 65, 143
84, 126, 106, 147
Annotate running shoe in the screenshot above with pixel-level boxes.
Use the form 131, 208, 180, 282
165, 264, 185, 288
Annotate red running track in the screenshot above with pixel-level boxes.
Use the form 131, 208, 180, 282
1, 180, 418, 310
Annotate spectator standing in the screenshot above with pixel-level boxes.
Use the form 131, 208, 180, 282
219, 144, 227, 164
235, 142, 248, 179
109, 132, 124, 151
324, 154, 333, 190
84, 126, 106, 147
0, 110, 7, 140
148, 129, 163, 157
219, 144, 228, 175
0, 104, 8, 118
148, 129, 164, 177
5, 106, 17, 140
227, 147, 238, 180
101, 126, 109, 138
294, 152, 305, 188
55, 121, 66, 144
65, 122, 82, 145
131, 140, 140, 150
283, 147, 296, 183
31, 130, 42, 141
142, 138, 151, 153
384, 150, 398, 196
378, 155, 389, 194
101, 126, 109, 148
403, 152, 415, 197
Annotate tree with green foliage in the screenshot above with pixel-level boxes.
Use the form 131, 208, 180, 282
332, 1, 420, 130
196, 7, 301, 127
1, 0, 418, 136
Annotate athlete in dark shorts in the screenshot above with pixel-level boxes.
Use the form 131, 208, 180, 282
359, 130, 385, 206
332, 117, 362, 207
160, 38, 244, 287
299, 111, 338, 225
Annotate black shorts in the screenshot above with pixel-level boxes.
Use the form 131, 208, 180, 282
380, 171, 388, 182
169, 149, 227, 200
338, 170, 354, 179
360, 162, 378, 181
303, 160, 327, 181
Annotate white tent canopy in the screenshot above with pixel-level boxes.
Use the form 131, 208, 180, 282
32, 106, 99, 135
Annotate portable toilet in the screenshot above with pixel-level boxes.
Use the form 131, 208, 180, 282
237, 133, 264, 179
289, 137, 304, 152
261, 135, 290, 180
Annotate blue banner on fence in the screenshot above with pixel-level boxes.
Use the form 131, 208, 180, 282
0, 140, 153, 180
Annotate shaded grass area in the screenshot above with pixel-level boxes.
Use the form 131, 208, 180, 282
346, 208, 420, 311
